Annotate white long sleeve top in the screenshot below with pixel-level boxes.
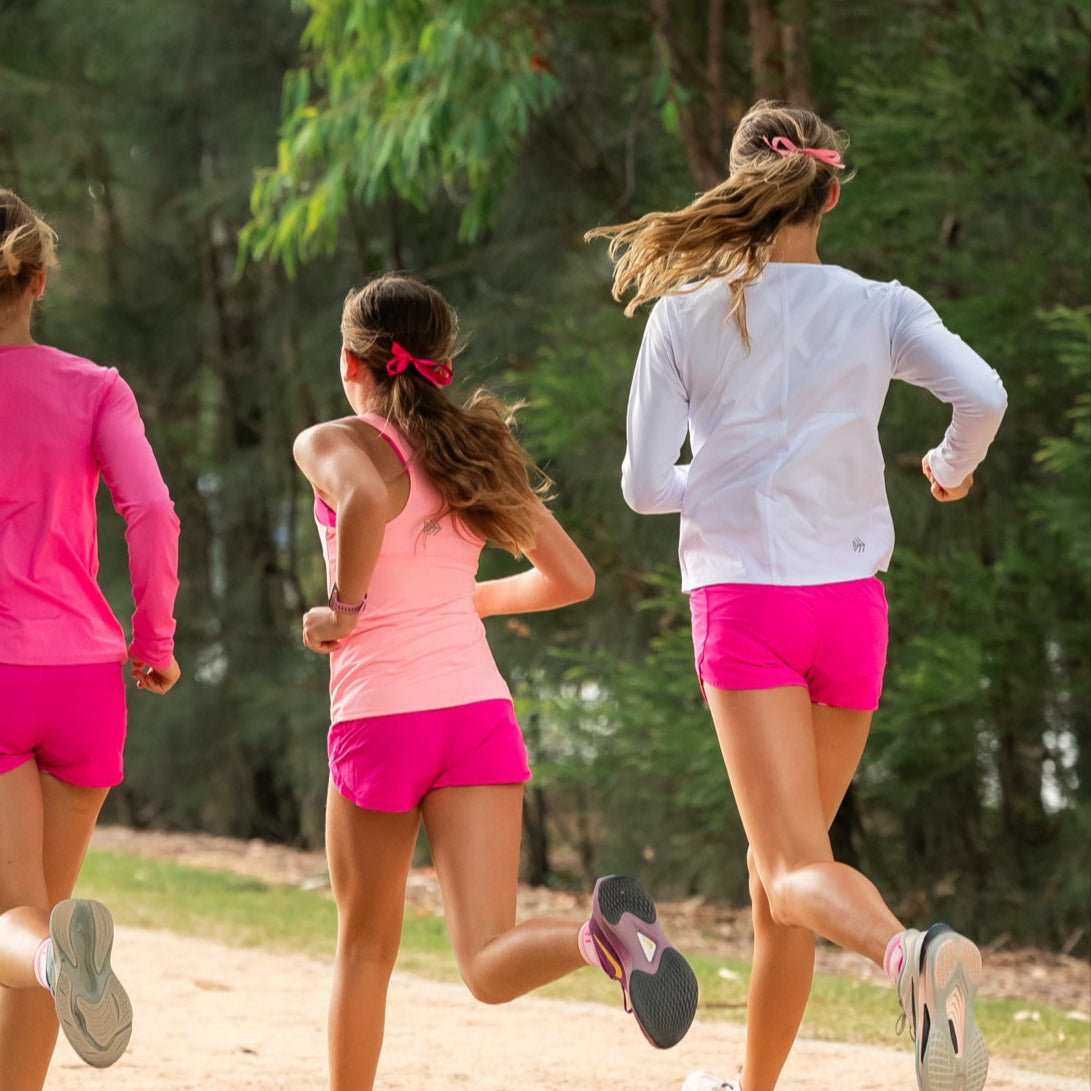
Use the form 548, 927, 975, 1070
621, 263, 1008, 590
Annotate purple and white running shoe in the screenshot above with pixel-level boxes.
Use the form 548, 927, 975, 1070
588, 874, 698, 1049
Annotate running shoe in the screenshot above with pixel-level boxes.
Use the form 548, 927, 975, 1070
896, 923, 988, 1091
47, 899, 133, 1068
681, 1072, 738, 1091
588, 874, 699, 1049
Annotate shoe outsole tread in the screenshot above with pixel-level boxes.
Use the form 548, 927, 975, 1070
918, 929, 987, 1091
591, 875, 698, 1050
899, 924, 988, 1091
629, 947, 700, 1049
49, 899, 132, 1069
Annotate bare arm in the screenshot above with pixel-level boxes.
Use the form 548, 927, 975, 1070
473, 504, 595, 618
293, 419, 389, 652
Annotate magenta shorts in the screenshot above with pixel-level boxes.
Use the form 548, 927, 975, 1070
689, 578, 889, 710
328, 698, 532, 812
0, 663, 127, 787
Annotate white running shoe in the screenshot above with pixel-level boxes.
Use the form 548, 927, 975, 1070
681, 1072, 737, 1091
895, 924, 988, 1091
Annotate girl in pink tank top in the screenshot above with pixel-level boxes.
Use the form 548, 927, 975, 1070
293, 274, 698, 1090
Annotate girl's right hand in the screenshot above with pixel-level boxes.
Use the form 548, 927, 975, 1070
301, 605, 358, 654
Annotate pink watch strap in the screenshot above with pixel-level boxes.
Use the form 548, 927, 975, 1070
329, 584, 366, 615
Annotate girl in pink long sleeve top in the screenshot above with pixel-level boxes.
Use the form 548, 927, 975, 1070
0, 187, 180, 1086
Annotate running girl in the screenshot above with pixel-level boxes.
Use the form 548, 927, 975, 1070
293, 273, 699, 1091
586, 101, 1007, 1091
0, 188, 181, 1088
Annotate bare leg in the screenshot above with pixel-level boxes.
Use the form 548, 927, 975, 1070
733, 699, 882, 1091
325, 780, 421, 1091
421, 784, 584, 1004
0, 765, 108, 1091
707, 686, 901, 962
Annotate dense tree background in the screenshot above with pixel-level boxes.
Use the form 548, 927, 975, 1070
1, 0, 1087, 953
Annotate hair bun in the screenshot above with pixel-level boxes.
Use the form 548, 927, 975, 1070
0, 240, 23, 278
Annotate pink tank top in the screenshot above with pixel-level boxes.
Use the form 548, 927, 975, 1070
316, 413, 510, 721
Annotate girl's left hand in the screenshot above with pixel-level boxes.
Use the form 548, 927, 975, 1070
922, 453, 974, 502
301, 606, 357, 654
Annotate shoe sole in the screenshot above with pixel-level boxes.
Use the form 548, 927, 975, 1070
50, 899, 133, 1068
591, 875, 698, 1049
917, 928, 988, 1091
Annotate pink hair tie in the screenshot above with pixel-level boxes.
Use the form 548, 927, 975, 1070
762, 135, 845, 170
386, 341, 453, 387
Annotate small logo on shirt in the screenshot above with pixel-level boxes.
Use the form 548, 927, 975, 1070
852, 537, 866, 553
421, 519, 442, 537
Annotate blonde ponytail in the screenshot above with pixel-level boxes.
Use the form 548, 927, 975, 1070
586, 101, 852, 348
0, 188, 57, 302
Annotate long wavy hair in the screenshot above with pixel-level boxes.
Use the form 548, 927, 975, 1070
341, 274, 550, 556
0, 188, 57, 312
585, 101, 853, 348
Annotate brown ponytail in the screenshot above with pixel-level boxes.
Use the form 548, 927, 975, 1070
340, 274, 550, 556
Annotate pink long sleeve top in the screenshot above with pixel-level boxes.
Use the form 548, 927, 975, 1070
0, 344, 180, 667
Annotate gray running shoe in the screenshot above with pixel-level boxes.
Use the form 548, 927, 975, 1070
681, 1072, 737, 1091
896, 924, 988, 1091
47, 899, 133, 1068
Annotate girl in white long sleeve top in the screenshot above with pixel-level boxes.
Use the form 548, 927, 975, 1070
588, 101, 1004, 1091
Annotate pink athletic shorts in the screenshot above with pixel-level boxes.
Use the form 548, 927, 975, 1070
328, 698, 532, 812
689, 578, 888, 710
0, 663, 127, 787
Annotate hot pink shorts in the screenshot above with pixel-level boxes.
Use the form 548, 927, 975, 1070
328, 698, 532, 812
0, 663, 127, 787
689, 578, 888, 710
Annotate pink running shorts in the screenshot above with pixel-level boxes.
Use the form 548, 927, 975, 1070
689, 578, 888, 710
0, 663, 127, 787
328, 698, 532, 812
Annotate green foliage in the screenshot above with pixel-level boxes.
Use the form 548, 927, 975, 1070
1029, 306, 1091, 585
241, 0, 562, 271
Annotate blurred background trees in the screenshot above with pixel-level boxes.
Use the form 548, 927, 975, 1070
1, 0, 1087, 953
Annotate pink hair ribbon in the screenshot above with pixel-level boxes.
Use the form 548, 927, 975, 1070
386, 341, 453, 387
762, 135, 845, 170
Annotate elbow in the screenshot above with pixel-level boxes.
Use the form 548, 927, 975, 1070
620, 475, 658, 515
125, 498, 180, 535
978, 373, 1008, 428
571, 560, 596, 604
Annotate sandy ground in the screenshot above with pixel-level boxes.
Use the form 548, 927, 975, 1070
42, 925, 1088, 1091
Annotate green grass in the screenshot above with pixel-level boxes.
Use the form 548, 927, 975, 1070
77, 849, 1091, 1080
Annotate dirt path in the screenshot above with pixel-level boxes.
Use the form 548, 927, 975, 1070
43, 926, 1087, 1091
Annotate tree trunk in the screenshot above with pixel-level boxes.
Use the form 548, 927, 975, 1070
650, 0, 728, 190
749, 0, 781, 101
749, 0, 813, 108
520, 713, 552, 886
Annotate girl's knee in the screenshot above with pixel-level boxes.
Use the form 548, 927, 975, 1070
335, 915, 401, 974
764, 868, 819, 930
748, 845, 826, 929
459, 968, 506, 1005
746, 847, 775, 927
454, 940, 509, 1005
